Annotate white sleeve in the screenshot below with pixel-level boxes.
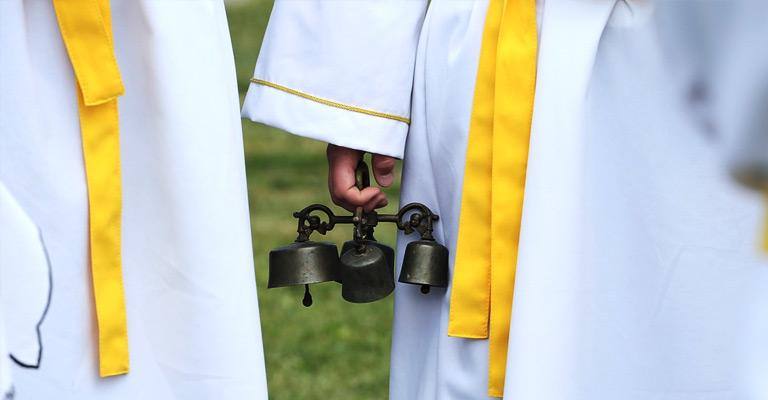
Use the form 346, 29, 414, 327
241, 0, 428, 159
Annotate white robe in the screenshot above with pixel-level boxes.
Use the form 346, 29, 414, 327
244, 1, 768, 399
0, 182, 51, 398
0, 1, 267, 399
710, 3, 768, 187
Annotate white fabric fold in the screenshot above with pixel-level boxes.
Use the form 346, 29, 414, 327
0, 181, 51, 369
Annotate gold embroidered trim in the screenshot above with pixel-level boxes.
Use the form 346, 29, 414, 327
250, 78, 411, 124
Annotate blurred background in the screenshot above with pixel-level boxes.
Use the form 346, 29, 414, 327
226, 1, 399, 399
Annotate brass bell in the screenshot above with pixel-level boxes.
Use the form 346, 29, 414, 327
340, 244, 395, 303
340, 239, 395, 281
269, 241, 340, 306
398, 239, 449, 294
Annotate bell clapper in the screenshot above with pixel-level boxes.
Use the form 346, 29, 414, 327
302, 284, 313, 307
420, 285, 431, 294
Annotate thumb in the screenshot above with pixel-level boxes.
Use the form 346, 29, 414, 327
371, 153, 396, 188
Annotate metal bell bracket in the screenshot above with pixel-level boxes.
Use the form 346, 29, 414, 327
270, 158, 447, 307
291, 162, 440, 248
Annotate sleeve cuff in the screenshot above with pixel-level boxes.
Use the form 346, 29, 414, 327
241, 79, 409, 159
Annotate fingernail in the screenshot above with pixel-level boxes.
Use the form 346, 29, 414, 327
381, 174, 393, 186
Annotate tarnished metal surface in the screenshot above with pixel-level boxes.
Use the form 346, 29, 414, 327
268, 159, 449, 305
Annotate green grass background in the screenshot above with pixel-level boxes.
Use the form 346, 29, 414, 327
227, 2, 398, 399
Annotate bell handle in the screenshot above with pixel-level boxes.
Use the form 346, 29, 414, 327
355, 160, 371, 190
353, 159, 379, 241
353, 207, 364, 243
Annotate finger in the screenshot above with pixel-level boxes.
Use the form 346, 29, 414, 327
334, 186, 380, 212
331, 172, 381, 209
371, 154, 396, 187
327, 144, 363, 210
329, 164, 381, 211
363, 191, 389, 212
345, 186, 381, 209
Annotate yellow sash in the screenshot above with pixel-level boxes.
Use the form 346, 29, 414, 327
53, 0, 129, 377
764, 195, 767, 251
448, 0, 537, 396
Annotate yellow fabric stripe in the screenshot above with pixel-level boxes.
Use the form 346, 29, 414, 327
449, 0, 538, 396
52, 0, 124, 105
53, 0, 129, 377
764, 194, 767, 251
488, 0, 538, 395
448, 0, 502, 341
251, 78, 411, 124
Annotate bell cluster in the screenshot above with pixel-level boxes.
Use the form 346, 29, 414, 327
268, 161, 450, 307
